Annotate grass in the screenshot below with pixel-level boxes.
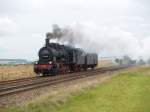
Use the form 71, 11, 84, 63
0, 65, 35, 81
2, 66, 150, 112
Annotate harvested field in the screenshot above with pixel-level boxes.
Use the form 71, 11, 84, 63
97, 59, 116, 68
0, 65, 35, 81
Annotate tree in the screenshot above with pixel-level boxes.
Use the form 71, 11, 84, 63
147, 58, 150, 65
115, 58, 123, 65
138, 59, 146, 65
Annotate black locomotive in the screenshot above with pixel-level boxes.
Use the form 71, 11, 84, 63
34, 34, 98, 76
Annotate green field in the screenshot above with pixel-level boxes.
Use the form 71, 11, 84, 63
3, 67, 150, 112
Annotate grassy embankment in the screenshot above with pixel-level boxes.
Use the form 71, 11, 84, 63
3, 66, 150, 112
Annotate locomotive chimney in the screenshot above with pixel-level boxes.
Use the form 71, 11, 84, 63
45, 37, 49, 47
45, 32, 53, 47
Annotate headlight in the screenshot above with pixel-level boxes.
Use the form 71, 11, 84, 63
49, 61, 52, 64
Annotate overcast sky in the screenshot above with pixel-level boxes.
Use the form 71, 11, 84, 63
0, 0, 150, 60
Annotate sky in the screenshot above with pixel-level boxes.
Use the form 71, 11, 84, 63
0, 0, 150, 60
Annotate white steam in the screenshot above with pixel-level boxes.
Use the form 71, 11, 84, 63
51, 22, 150, 60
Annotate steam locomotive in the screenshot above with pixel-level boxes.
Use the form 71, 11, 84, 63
34, 34, 98, 76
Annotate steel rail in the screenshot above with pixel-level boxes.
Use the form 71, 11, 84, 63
0, 65, 130, 98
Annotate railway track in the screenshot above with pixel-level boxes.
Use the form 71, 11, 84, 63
0, 77, 36, 85
0, 65, 130, 98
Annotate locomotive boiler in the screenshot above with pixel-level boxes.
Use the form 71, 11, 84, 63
34, 34, 98, 76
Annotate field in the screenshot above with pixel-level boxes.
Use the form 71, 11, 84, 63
97, 59, 115, 67
0, 65, 35, 81
2, 66, 150, 112
0, 60, 114, 81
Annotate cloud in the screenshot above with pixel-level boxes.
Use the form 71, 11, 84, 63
0, 0, 150, 60
0, 17, 17, 37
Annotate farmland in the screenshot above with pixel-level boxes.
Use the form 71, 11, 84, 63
0, 65, 35, 81
0, 60, 114, 81
2, 66, 150, 112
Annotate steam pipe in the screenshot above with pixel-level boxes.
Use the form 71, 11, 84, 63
45, 32, 53, 47
45, 37, 49, 47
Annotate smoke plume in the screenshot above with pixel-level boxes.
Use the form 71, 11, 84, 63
49, 22, 150, 60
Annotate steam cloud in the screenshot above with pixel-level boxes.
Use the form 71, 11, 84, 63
49, 22, 150, 60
